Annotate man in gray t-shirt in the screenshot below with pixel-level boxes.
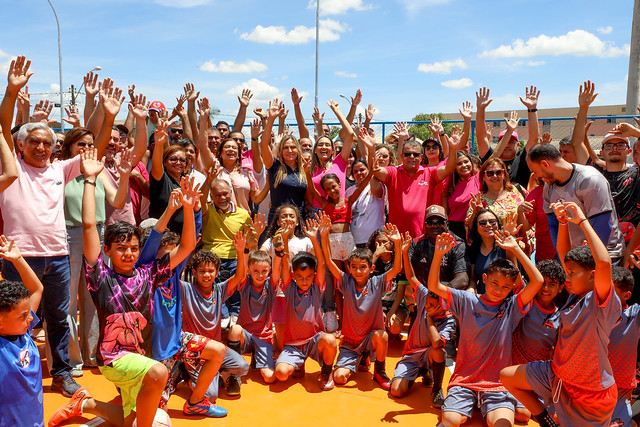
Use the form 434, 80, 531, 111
527, 143, 624, 260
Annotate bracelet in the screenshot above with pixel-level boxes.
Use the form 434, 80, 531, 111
84, 179, 97, 186
578, 218, 588, 226
243, 248, 250, 254
528, 108, 538, 113
251, 137, 258, 141
439, 132, 445, 137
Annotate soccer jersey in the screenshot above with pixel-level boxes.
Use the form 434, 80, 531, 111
85, 253, 171, 366
281, 277, 325, 346
403, 284, 456, 355
0, 312, 44, 427
551, 287, 622, 391
237, 276, 277, 343
337, 272, 390, 346
608, 303, 640, 389
181, 279, 240, 342
443, 287, 529, 392
512, 299, 560, 365
409, 233, 469, 287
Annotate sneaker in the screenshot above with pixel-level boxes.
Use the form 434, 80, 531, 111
432, 388, 445, 408
373, 370, 391, 391
292, 364, 306, 378
51, 374, 81, 398
357, 356, 370, 372
70, 367, 83, 378
229, 314, 238, 328
318, 371, 335, 391
183, 397, 227, 418
221, 317, 231, 330
48, 387, 92, 427
226, 374, 241, 396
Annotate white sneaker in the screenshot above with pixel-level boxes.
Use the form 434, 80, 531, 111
221, 317, 231, 330
229, 315, 238, 328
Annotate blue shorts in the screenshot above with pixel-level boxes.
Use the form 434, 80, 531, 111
610, 388, 632, 427
442, 386, 517, 419
336, 331, 377, 373
526, 360, 617, 427
185, 345, 249, 401
276, 333, 323, 369
242, 329, 275, 370
392, 349, 430, 381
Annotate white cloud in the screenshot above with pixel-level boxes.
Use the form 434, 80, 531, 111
307, 0, 370, 15
598, 26, 613, 35
398, 0, 450, 12
200, 59, 267, 74
417, 58, 467, 74
480, 30, 629, 58
240, 19, 348, 44
227, 78, 283, 104
511, 60, 546, 67
441, 78, 473, 89
335, 71, 357, 78
153, 0, 212, 7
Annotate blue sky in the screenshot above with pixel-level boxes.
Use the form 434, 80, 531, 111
0, 0, 634, 125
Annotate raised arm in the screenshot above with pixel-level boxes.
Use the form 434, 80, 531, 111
571, 81, 598, 161
360, 128, 388, 182
428, 233, 457, 299
581, 120, 604, 167
0, 124, 18, 192
489, 111, 519, 160
83, 71, 99, 127
551, 202, 572, 270
277, 101, 289, 136
402, 232, 420, 288
291, 88, 310, 139
94, 82, 125, 158
312, 107, 325, 137
196, 97, 216, 172
429, 117, 448, 158
0, 55, 33, 149
519, 85, 540, 151
151, 118, 169, 181
184, 82, 200, 142
0, 236, 43, 312
102, 147, 132, 209
260, 98, 280, 169
494, 230, 543, 306
250, 118, 264, 173
129, 93, 149, 164
123, 85, 136, 136
313, 213, 328, 286
303, 156, 328, 208
228, 231, 248, 290
318, 215, 340, 280
81, 148, 105, 266
383, 224, 404, 283
328, 100, 355, 163
233, 89, 253, 132
436, 127, 464, 181
475, 87, 493, 158
168, 177, 199, 269
363, 103, 375, 132
458, 101, 473, 149
345, 89, 362, 127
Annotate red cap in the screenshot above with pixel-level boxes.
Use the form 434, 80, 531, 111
149, 101, 165, 112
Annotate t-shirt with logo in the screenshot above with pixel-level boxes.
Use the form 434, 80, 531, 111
181, 279, 240, 342
409, 232, 468, 287
593, 163, 640, 226
608, 303, 640, 390
512, 299, 560, 364
237, 276, 277, 343
281, 277, 325, 346
403, 284, 456, 355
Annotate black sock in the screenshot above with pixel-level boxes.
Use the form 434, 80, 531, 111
322, 363, 333, 375
228, 339, 242, 355
532, 409, 558, 427
374, 360, 386, 373
431, 361, 446, 392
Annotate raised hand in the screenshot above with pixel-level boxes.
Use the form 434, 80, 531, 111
359, 127, 376, 151
101, 83, 125, 117
312, 107, 324, 126
304, 217, 320, 239
502, 212, 523, 236
611, 122, 640, 138
116, 148, 134, 176
291, 87, 303, 105
504, 111, 519, 132
434, 232, 457, 257
459, 101, 473, 120
0, 235, 22, 262
252, 213, 267, 237
155, 118, 169, 148
207, 163, 223, 180
197, 97, 211, 118
476, 86, 493, 110
238, 89, 253, 108
253, 107, 267, 121
469, 193, 485, 213
317, 212, 332, 237
167, 188, 183, 211
374, 239, 392, 258
63, 105, 81, 127
129, 93, 148, 120
494, 229, 519, 252
84, 71, 99, 99
401, 231, 412, 253
351, 89, 363, 106
562, 202, 587, 224
127, 84, 136, 103
184, 82, 200, 103
17, 85, 30, 110
80, 146, 105, 179
384, 223, 402, 244
540, 132, 552, 144
267, 98, 280, 121
518, 200, 534, 215
31, 99, 54, 124
365, 103, 375, 122
635, 105, 640, 127
250, 118, 262, 140
7, 55, 33, 91
302, 153, 312, 175
279, 102, 289, 121
550, 202, 569, 224
578, 80, 598, 108
327, 99, 340, 112
393, 121, 409, 140
180, 176, 202, 210
428, 116, 444, 136
232, 230, 247, 254
519, 85, 540, 110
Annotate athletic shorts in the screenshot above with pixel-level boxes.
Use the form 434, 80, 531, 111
329, 232, 355, 261
611, 388, 633, 427
100, 353, 159, 417
392, 349, 430, 381
442, 386, 517, 419
526, 360, 617, 427
184, 346, 249, 401
242, 329, 275, 370
336, 331, 377, 373
276, 332, 323, 369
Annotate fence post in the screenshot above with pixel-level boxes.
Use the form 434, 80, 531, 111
470, 119, 475, 154
382, 123, 386, 142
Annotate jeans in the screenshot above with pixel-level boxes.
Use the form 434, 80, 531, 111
3, 255, 72, 377
217, 258, 239, 318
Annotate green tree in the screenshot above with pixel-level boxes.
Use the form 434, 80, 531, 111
408, 113, 456, 141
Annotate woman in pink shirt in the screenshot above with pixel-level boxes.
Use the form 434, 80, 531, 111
441, 151, 481, 240
216, 137, 259, 212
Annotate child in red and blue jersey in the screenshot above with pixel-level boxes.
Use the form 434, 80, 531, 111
429, 230, 544, 427
227, 249, 280, 385
274, 216, 338, 391
322, 221, 404, 391
608, 266, 639, 427
501, 202, 622, 427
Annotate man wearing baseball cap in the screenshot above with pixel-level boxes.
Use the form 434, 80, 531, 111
147, 100, 165, 138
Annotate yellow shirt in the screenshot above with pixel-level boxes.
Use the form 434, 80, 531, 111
202, 202, 251, 259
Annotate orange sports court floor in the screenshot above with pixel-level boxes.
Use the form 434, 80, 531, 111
40, 333, 541, 427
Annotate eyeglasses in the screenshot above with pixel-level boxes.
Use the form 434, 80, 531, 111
425, 219, 446, 227
378, 153, 389, 158
57, 139, 64, 144
75, 141, 94, 148
424, 144, 439, 151
478, 218, 498, 227
168, 156, 187, 164
403, 152, 421, 158
602, 142, 628, 150
485, 170, 504, 177
232, 137, 245, 143
169, 128, 184, 134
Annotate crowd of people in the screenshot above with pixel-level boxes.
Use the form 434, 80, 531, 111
3, 54, 640, 427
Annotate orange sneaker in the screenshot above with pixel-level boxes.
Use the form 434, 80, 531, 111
48, 386, 92, 427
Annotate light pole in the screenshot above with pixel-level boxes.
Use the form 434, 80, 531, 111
46, 0, 64, 131
315, 0, 319, 109
71, 66, 101, 106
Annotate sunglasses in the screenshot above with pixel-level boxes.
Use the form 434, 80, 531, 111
169, 128, 184, 134
424, 144, 439, 151
168, 156, 187, 164
425, 219, 446, 227
485, 170, 504, 177
75, 141, 94, 148
403, 152, 421, 158
478, 218, 498, 227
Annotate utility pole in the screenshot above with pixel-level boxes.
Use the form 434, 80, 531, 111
626, 0, 640, 117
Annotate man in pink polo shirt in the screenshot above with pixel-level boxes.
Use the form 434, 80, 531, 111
373, 137, 461, 237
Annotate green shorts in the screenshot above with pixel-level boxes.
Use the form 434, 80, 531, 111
99, 353, 159, 417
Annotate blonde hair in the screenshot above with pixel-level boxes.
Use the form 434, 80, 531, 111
274, 135, 307, 188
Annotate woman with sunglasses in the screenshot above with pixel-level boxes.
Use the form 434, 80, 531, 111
464, 158, 526, 236
374, 143, 397, 168
150, 119, 190, 232
215, 137, 260, 213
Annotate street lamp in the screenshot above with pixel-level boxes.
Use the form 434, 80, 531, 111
46, 0, 64, 131
315, 0, 319, 109
71, 66, 102, 106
